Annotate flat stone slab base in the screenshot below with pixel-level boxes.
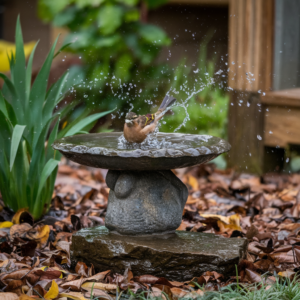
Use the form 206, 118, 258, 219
71, 227, 247, 281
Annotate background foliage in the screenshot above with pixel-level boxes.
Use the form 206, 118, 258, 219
0, 18, 111, 219
38, 0, 229, 141
38, 0, 171, 117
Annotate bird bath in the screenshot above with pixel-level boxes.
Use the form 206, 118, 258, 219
53, 132, 230, 235
53, 132, 247, 280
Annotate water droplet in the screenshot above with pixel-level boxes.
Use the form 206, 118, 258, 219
257, 135, 262, 140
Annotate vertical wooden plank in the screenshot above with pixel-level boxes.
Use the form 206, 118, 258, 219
260, 0, 274, 91
227, 0, 274, 173
228, 0, 238, 89
253, 0, 262, 91
236, 0, 245, 90
227, 91, 264, 173
245, 0, 255, 91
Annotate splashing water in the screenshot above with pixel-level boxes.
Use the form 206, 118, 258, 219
117, 127, 173, 150
66, 55, 258, 151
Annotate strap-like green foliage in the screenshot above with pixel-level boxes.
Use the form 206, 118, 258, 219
0, 17, 113, 219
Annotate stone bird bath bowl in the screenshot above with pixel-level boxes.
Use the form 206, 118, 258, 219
52, 132, 247, 280
53, 132, 230, 235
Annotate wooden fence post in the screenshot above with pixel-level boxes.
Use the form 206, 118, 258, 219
227, 0, 274, 173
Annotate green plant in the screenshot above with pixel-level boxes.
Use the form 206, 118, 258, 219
38, 0, 171, 120
0, 17, 112, 219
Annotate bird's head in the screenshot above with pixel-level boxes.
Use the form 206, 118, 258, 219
125, 112, 138, 127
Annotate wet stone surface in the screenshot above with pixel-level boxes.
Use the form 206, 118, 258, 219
71, 227, 247, 281
52, 132, 230, 170
105, 170, 188, 235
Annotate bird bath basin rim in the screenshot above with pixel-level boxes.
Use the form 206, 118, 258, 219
52, 132, 230, 158
52, 132, 231, 170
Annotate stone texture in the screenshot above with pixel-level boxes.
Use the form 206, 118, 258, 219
71, 227, 248, 281
105, 170, 188, 235
52, 132, 230, 170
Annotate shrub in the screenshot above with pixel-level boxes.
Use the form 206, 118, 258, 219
0, 17, 112, 219
38, 0, 171, 115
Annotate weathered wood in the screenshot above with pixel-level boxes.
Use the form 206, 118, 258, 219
227, 91, 264, 174
228, 0, 274, 92
262, 88, 300, 108
264, 106, 300, 148
227, 0, 274, 173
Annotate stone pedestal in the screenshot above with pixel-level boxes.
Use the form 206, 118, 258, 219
71, 227, 247, 281
105, 170, 188, 235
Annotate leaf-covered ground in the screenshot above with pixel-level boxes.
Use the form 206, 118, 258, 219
0, 161, 300, 299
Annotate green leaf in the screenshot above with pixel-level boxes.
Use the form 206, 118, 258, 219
53, 6, 77, 27
114, 53, 133, 81
138, 24, 170, 46
10, 125, 26, 171
124, 9, 140, 23
0, 91, 8, 118
29, 36, 59, 137
0, 110, 12, 165
4, 100, 18, 127
43, 72, 69, 122
116, 0, 138, 6
38, 0, 71, 22
65, 109, 114, 137
53, 43, 72, 58
76, 0, 104, 9
95, 35, 121, 48
46, 117, 60, 161
0, 73, 23, 122
34, 158, 60, 217
25, 41, 39, 106
97, 4, 123, 35
13, 16, 27, 110
144, 0, 168, 9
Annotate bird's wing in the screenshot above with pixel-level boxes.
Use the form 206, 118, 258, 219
139, 114, 155, 128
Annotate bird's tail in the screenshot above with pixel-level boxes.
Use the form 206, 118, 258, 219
159, 95, 176, 110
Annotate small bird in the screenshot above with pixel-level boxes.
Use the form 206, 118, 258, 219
123, 95, 176, 143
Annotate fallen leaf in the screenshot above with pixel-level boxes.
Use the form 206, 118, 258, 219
10, 223, 32, 239
84, 288, 113, 299
12, 209, 34, 226
245, 268, 262, 283
170, 287, 188, 299
0, 292, 18, 300
0, 221, 13, 228
59, 292, 88, 300
75, 262, 88, 277
61, 276, 84, 291
44, 280, 59, 299
81, 282, 117, 292
25, 225, 50, 249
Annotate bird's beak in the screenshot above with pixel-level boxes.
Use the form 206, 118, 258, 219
125, 119, 132, 124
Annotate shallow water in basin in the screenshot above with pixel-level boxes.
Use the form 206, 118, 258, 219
53, 132, 230, 158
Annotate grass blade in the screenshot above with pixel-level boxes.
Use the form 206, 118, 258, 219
10, 125, 26, 171
65, 109, 114, 137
